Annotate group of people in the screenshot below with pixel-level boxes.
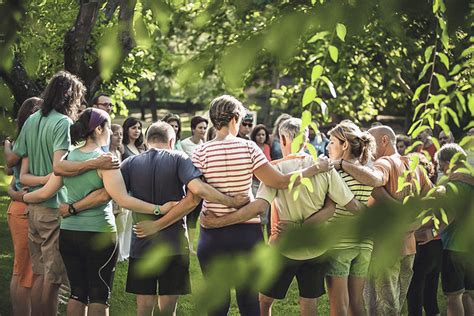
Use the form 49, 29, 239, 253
3, 70, 473, 316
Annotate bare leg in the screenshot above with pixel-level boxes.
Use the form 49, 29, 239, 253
300, 297, 317, 316
67, 298, 87, 316
87, 303, 108, 316
447, 293, 464, 316
462, 293, 473, 316
259, 293, 275, 316
348, 276, 367, 316
30, 275, 43, 316
41, 281, 60, 316
137, 295, 157, 316
327, 276, 349, 316
158, 295, 179, 316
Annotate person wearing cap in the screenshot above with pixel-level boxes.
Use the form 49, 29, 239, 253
238, 113, 254, 140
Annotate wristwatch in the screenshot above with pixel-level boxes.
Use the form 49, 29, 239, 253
68, 204, 78, 215
154, 205, 161, 216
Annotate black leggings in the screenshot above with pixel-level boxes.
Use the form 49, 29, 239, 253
59, 230, 118, 306
197, 224, 263, 316
407, 239, 442, 316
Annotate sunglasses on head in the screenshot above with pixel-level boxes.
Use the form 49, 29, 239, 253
242, 122, 253, 128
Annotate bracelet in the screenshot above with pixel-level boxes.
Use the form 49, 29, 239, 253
68, 204, 78, 215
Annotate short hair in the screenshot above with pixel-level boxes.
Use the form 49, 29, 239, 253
190, 116, 208, 130
272, 113, 292, 138
436, 143, 467, 164
250, 124, 270, 145
122, 117, 144, 146
146, 121, 175, 144
90, 93, 110, 106
279, 117, 301, 142
209, 95, 246, 130
368, 125, 397, 144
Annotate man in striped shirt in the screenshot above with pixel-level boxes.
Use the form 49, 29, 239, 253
200, 118, 365, 316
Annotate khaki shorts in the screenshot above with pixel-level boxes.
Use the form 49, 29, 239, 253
27, 204, 68, 285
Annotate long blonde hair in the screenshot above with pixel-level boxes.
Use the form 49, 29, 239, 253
328, 121, 375, 165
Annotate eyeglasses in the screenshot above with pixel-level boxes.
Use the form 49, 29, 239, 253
96, 102, 113, 108
242, 122, 253, 128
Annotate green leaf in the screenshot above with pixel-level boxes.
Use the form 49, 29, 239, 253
433, 0, 439, 13
413, 103, 427, 120
455, 92, 466, 112
409, 154, 419, 171
321, 76, 337, 98
434, 73, 448, 91
441, 29, 449, 50
437, 52, 449, 70
306, 143, 319, 160
308, 31, 330, 43
302, 87, 317, 107
406, 140, 422, 153
431, 137, 440, 151
411, 124, 429, 138
418, 63, 433, 80
459, 135, 473, 147
336, 23, 346, 42
437, 120, 451, 136
412, 83, 429, 101
469, 94, 474, 116
445, 107, 460, 127
291, 133, 304, 154
315, 98, 328, 116
328, 45, 338, 63
301, 110, 312, 129
424, 46, 434, 63
449, 64, 462, 76
408, 120, 422, 135
311, 65, 324, 83
288, 173, 301, 192
421, 216, 432, 225
301, 177, 314, 193
460, 46, 474, 58
293, 187, 301, 201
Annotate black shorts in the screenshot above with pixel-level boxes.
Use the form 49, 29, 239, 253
441, 250, 474, 295
126, 255, 191, 296
261, 254, 326, 299
59, 230, 118, 305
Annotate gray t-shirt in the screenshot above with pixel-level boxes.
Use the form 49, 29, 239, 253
121, 148, 202, 257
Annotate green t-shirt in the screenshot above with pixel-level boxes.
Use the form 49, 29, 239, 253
13, 110, 72, 208
60, 148, 116, 233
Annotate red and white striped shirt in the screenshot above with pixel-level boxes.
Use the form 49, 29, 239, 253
192, 138, 268, 224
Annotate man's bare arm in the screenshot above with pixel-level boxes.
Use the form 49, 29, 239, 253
133, 192, 201, 237
58, 188, 111, 217
4, 140, 21, 168
53, 150, 119, 177
200, 199, 270, 229
304, 197, 336, 225
343, 198, 366, 214
337, 159, 385, 188
187, 178, 249, 208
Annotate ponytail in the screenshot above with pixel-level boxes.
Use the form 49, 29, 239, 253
358, 132, 376, 165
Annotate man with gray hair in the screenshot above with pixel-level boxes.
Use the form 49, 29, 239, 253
332, 125, 433, 315
200, 117, 365, 316
121, 121, 248, 316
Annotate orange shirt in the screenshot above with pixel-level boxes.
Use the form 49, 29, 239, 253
373, 154, 433, 255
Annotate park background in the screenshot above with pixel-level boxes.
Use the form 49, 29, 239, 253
0, 0, 472, 314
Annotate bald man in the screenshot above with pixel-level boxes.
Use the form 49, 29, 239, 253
331, 125, 434, 315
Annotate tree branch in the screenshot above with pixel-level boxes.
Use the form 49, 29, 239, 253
64, 1, 100, 75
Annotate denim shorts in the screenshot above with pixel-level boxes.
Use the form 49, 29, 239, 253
326, 248, 372, 277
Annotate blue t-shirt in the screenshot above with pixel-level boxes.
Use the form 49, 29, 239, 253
121, 148, 202, 257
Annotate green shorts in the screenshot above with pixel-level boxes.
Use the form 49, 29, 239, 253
326, 248, 372, 277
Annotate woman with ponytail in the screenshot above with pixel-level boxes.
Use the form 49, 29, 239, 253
325, 121, 376, 316
22, 108, 177, 316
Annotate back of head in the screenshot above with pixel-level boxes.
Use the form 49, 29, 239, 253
279, 117, 301, 143
17, 97, 42, 134
41, 71, 86, 120
147, 121, 175, 145
70, 108, 109, 145
436, 143, 467, 165
329, 121, 376, 165
111, 124, 122, 133
209, 95, 245, 130
368, 125, 397, 145
273, 113, 292, 138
